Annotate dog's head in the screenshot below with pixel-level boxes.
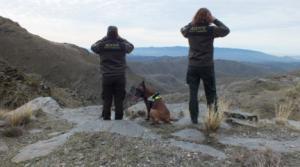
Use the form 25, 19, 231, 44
130, 81, 146, 100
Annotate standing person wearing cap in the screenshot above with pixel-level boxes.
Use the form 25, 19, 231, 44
91, 26, 134, 120
181, 8, 230, 124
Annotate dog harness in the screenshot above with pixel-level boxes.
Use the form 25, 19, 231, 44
147, 92, 162, 109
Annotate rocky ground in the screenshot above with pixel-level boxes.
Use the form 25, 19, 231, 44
0, 59, 86, 109
0, 97, 300, 167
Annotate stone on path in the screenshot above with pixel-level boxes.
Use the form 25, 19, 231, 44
169, 139, 227, 160
172, 129, 205, 143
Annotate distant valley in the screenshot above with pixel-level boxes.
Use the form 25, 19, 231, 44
128, 55, 300, 93
1, 15, 300, 105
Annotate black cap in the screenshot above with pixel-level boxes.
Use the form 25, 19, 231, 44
107, 26, 118, 39
108, 26, 118, 32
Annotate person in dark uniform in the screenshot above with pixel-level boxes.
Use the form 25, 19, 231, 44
91, 26, 134, 120
181, 8, 230, 124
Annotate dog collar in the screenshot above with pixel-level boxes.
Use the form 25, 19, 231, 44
150, 92, 161, 101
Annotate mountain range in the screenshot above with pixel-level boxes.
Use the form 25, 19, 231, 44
131, 46, 299, 63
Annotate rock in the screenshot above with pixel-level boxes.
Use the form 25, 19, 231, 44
74, 120, 159, 140
224, 110, 258, 122
0, 140, 9, 153
258, 119, 275, 125
220, 122, 232, 130
125, 102, 146, 119
226, 118, 257, 128
29, 129, 43, 134
166, 103, 189, 120
108, 121, 159, 139
12, 132, 73, 163
0, 120, 8, 127
174, 117, 193, 126
172, 129, 205, 143
169, 139, 226, 160
219, 136, 300, 153
47, 132, 64, 137
12, 104, 159, 163
288, 120, 300, 130
10, 97, 62, 118
60, 106, 102, 124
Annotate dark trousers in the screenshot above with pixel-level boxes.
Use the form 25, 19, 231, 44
102, 75, 126, 120
186, 65, 217, 123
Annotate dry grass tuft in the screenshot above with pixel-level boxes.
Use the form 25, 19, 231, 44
242, 149, 281, 167
203, 98, 230, 133
0, 109, 9, 119
275, 100, 294, 125
204, 110, 224, 133
4, 106, 33, 127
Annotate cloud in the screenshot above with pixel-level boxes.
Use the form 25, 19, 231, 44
0, 0, 299, 55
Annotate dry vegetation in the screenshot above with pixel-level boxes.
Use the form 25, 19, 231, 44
234, 149, 282, 167
0, 109, 9, 118
1, 106, 33, 127
275, 100, 295, 125
286, 83, 300, 99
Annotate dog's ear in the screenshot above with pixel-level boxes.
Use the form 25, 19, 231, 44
141, 80, 145, 86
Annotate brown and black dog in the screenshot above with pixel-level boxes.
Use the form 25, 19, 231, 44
132, 81, 171, 124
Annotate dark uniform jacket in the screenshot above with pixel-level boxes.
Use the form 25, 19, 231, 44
181, 19, 230, 67
91, 36, 134, 77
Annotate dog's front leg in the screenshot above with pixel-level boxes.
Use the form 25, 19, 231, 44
143, 99, 151, 121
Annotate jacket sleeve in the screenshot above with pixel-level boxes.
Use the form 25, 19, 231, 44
122, 39, 134, 54
212, 19, 230, 38
91, 37, 107, 54
181, 24, 191, 38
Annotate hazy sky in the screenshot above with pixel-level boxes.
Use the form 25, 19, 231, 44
0, 0, 299, 56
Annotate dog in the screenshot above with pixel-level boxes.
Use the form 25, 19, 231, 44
132, 81, 171, 124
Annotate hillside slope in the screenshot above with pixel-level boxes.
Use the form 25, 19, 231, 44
222, 71, 300, 119
0, 16, 141, 104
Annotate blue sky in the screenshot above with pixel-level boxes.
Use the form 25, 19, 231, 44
0, 0, 299, 56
